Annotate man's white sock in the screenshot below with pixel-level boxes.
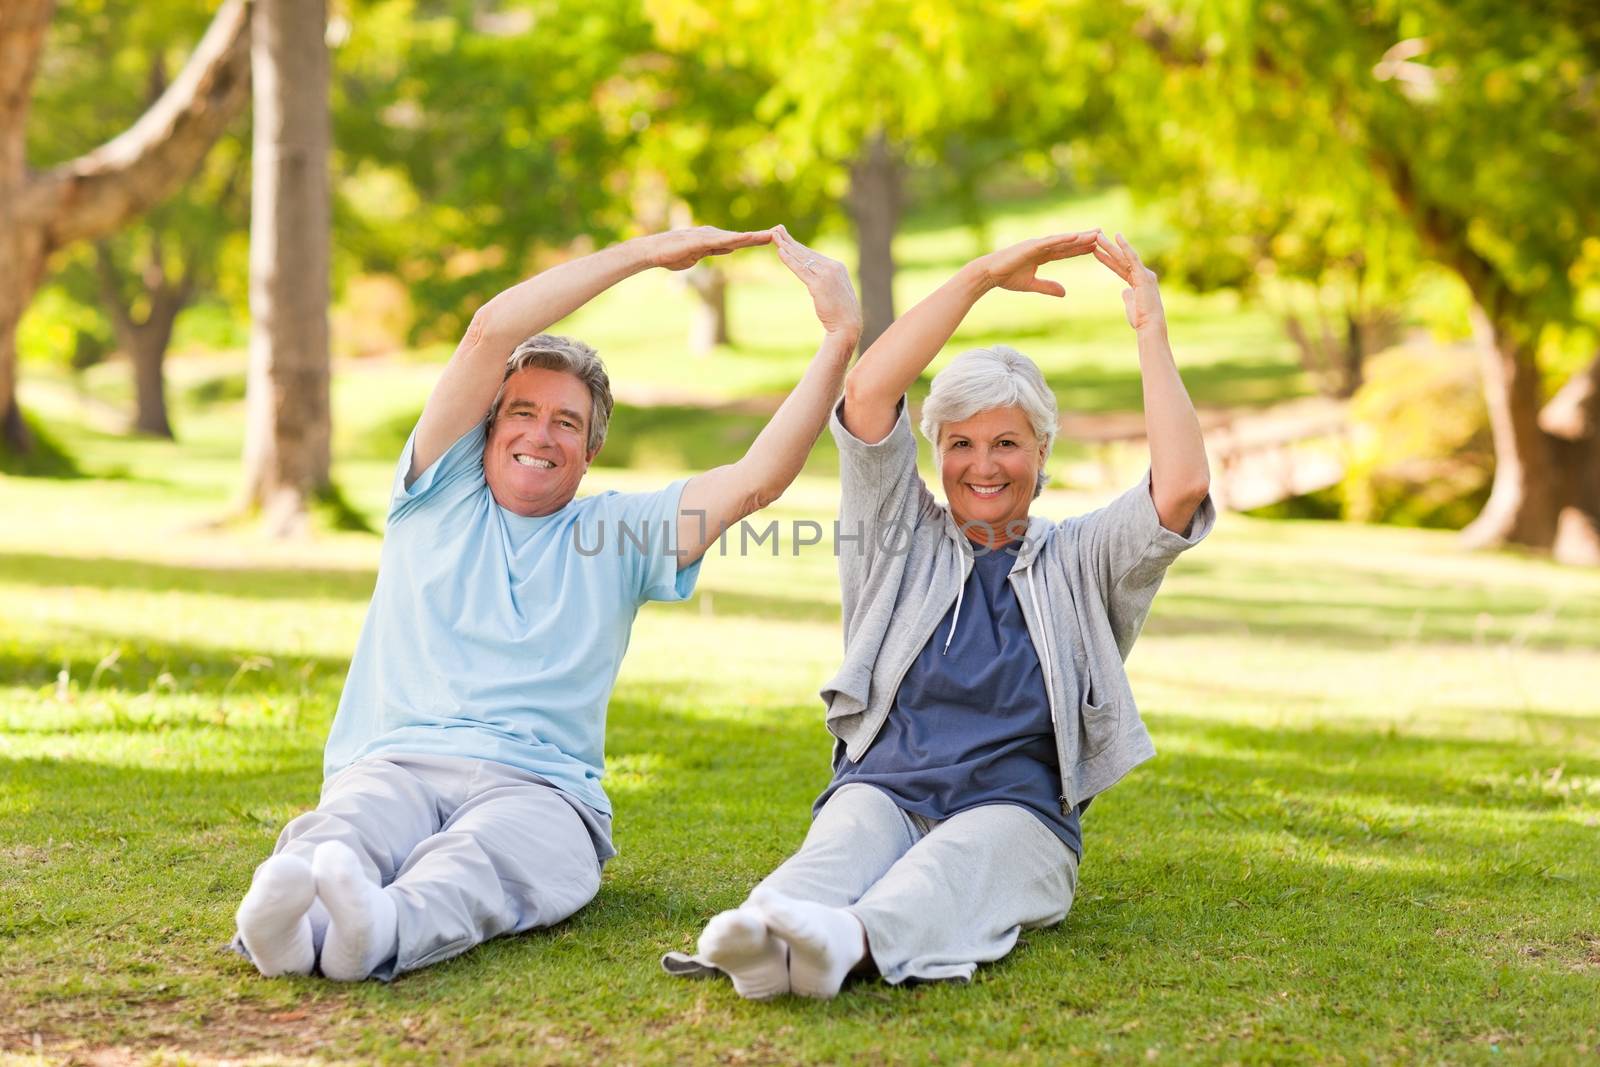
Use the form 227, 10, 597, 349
312, 841, 398, 982
697, 907, 789, 1000
750, 887, 865, 998
235, 854, 316, 978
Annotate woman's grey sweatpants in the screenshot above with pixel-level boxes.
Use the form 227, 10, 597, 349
756, 783, 1078, 984
234, 753, 612, 981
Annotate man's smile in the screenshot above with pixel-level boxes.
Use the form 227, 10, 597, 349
513, 454, 556, 468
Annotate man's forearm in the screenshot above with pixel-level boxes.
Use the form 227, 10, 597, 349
736, 331, 857, 503
1137, 323, 1210, 499
475, 238, 657, 352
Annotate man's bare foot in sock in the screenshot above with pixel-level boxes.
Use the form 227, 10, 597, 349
749, 887, 866, 998
312, 841, 397, 982
235, 854, 316, 977
697, 907, 789, 1000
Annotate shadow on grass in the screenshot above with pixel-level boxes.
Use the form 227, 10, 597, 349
4, 689, 1597, 1057
0, 412, 83, 479
1149, 560, 1600, 653
1, 623, 351, 727
0, 551, 377, 603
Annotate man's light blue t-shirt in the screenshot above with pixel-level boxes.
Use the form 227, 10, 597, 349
323, 420, 701, 816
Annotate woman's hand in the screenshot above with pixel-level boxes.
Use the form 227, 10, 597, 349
771, 224, 862, 343
1094, 232, 1166, 332
976, 230, 1102, 297
646, 226, 773, 271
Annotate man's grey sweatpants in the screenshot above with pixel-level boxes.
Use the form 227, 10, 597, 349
758, 783, 1077, 984
235, 753, 612, 981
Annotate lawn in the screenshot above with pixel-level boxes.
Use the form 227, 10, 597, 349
3, 193, 1599, 1065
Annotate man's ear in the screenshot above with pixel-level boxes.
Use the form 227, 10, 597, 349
585, 444, 602, 465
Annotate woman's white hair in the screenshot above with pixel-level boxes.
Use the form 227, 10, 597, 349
919, 345, 1058, 498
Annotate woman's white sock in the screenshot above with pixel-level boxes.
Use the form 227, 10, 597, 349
311, 841, 397, 982
235, 854, 316, 977
697, 907, 789, 1000
750, 887, 865, 998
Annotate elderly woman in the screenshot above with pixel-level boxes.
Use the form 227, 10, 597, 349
667, 230, 1214, 998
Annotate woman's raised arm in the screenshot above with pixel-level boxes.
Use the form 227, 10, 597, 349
1092, 232, 1210, 533
840, 230, 1100, 444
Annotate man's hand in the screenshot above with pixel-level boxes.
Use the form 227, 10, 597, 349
646, 226, 773, 272
976, 230, 1102, 297
771, 225, 862, 343
1093, 232, 1166, 333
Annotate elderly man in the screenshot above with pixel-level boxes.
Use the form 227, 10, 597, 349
232, 225, 860, 981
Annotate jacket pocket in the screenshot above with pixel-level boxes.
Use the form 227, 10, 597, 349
1078, 696, 1120, 760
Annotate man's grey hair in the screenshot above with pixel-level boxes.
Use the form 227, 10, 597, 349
919, 345, 1059, 498
488, 333, 614, 456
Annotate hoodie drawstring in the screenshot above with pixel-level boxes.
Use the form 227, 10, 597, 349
941, 576, 966, 655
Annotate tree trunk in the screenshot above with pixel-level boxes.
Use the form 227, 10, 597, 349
0, 0, 250, 459
1541, 350, 1600, 565
0, 226, 48, 454
239, 0, 331, 536
1459, 303, 1562, 552
1371, 143, 1593, 561
684, 262, 729, 354
97, 241, 186, 438
849, 132, 902, 353
0, 0, 54, 454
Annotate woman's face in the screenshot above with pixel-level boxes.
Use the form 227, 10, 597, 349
938, 405, 1045, 547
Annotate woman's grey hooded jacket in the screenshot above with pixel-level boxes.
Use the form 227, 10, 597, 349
819, 400, 1214, 811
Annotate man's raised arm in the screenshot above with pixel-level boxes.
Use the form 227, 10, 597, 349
676, 227, 862, 566
409, 228, 772, 485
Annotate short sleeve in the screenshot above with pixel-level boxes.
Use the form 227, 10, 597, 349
592, 477, 702, 605
1070, 472, 1215, 655
390, 420, 487, 524
830, 397, 940, 564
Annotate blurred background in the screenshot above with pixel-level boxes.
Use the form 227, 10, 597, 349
3, 0, 1595, 562
5, 6, 1600, 1058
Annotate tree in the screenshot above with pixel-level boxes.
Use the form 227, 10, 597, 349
647, 0, 1092, 350
1101, 0, 1600, 562
27, 4, 250, 439
333, 0, 652, 349
0, 0, 251, 456
238, 0, 331, 533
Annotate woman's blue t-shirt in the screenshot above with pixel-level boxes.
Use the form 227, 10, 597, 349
818, 545, 1083, 857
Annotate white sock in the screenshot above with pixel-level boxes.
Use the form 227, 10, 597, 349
750, 887, 865, 998
312, 841, 397, 982
235, 854, 316, 977
697, 907, 789, 1000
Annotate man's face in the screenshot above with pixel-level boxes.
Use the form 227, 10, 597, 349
483, 367, 597, 517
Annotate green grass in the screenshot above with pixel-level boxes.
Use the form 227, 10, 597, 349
4, 191, 1599, 1064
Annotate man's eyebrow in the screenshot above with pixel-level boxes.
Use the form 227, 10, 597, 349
504, 399, 536, 412
556, 407, 586, 425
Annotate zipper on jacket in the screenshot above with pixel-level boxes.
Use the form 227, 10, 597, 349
854, 556, 971, 759
1013, 564, 1076, 816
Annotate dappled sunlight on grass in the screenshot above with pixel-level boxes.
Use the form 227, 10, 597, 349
6, 199, 1599, 1063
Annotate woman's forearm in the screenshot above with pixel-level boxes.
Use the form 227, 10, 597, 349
843, 262, 993, 441
1137, 322, 1211, 529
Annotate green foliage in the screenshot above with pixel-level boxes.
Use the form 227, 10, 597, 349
1340, 344, 1492, 529
334, 0, 656, 343
25, 0, 250, 367
1100, 0, 1600, 356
